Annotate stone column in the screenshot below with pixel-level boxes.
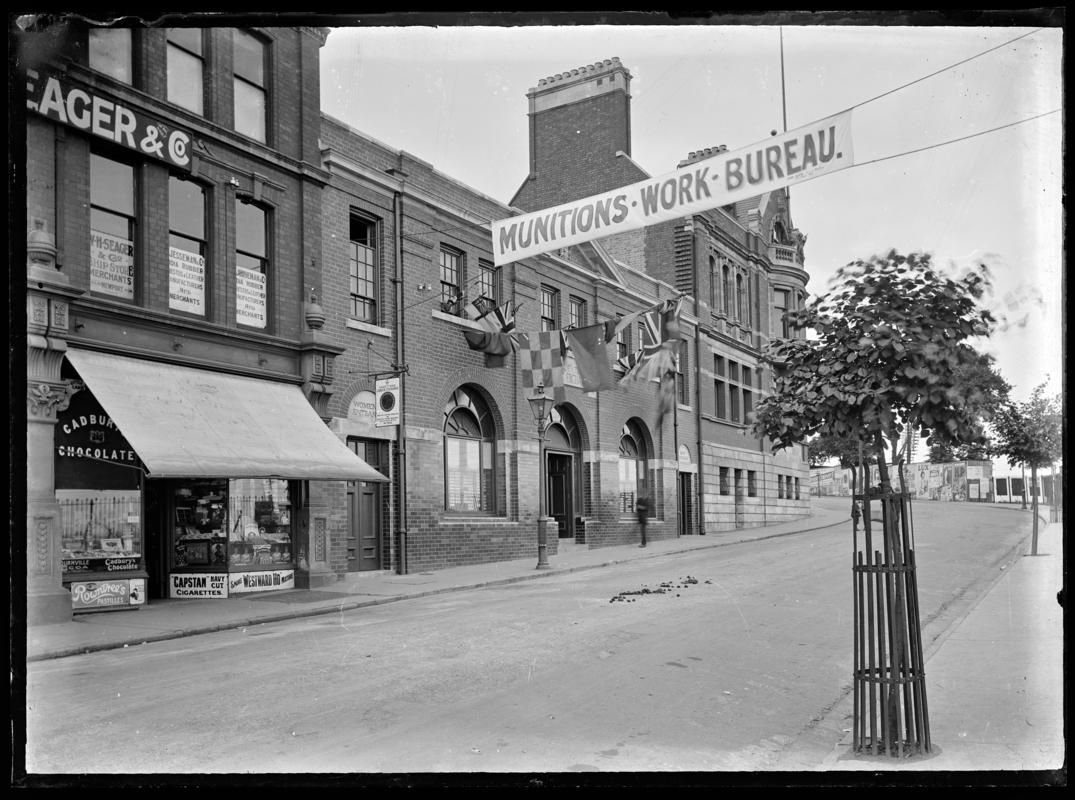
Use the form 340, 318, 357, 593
25, 219, 83, 624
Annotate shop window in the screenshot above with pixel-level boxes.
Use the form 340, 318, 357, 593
166, 28, 205, 115
171, 478, 293, 572
619, 421, 648, 515
439, 246, 463, 314
476, 260, 500, 314
568, 296, 587, 329
443, 386, 497, 513
89, 27, 133, 84
719, 467, 730, 496
349, 214, 378, 323
540, 285, 560, 331
90, 151, 137, 302
233, 29, 267, 142
168, 175, 208, 316
235, 199, 269, 329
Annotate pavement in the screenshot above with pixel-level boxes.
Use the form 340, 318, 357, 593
21, 498, 1066, 778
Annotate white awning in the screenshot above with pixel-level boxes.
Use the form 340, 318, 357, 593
65, 349, 388, 482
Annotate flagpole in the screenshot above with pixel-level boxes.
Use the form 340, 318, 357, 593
780, 26, 788, 134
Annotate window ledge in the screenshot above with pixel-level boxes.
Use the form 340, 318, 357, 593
439, 516, 515, 525
346, 318, 392, 337
431, 309, 482, 329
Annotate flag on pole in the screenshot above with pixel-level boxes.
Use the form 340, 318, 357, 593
519, 330, 566, 401
563, 323, 617, 392
460, 301, 520, 366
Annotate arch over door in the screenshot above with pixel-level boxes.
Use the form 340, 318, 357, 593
545, 406, 582, 540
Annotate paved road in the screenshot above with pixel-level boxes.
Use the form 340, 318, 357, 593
25, 501, 1032, 774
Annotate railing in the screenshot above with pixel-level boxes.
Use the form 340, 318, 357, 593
58, 493, 140, 554
771, 245, 799, 265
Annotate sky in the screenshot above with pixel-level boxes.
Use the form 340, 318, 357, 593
318, 16, 1064, 408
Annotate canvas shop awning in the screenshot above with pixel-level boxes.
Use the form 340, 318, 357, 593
65, 348, 388, 482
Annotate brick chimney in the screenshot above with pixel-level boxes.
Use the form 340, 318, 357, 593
511, 57, 647, 212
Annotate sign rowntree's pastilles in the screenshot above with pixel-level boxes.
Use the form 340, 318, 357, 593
491, 111, 854, 265
26, 67, 193, 171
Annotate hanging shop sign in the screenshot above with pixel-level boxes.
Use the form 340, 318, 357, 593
375, 376, 400, 427
71, 578, 146, 611
228, 569, 295, 594
170, 573, 229, 599
25, 67, 193, 171
490, 110, 854, 265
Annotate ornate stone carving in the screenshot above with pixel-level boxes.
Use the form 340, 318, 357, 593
27, 381, 76, 418
33, 517, 53, 574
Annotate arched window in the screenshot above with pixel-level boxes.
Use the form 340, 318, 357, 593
708, 255, 717, 309
443, 386, 496, 513
722, 264, 731, 315
618, 421, 648, 514
736, 273, 745, 322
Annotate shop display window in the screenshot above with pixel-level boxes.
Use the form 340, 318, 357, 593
172, 479, 229, 569
59, 489, 143, 576
171, 478, 294, 571
227, 478, 293, 568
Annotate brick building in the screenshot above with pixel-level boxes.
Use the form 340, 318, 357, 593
20, 20, 384, 623
510, 58, 812, 534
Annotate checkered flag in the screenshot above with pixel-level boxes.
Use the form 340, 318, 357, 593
518, 330, 566, 401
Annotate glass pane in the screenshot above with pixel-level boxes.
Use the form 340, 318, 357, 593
445, 438, 481, 511
233, 30, 265, 85
90, 154, 134, 215
227, 478, 292, 568
57, 489, 142, 569
89, 29, 132, 83
235, 201, 266, 257
169, 177, 204, 239
166, 27, 203, 55
234, 79, 266, 141
167, 44, 204, 115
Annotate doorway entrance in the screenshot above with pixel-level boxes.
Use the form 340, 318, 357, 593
678, 472, 693, 536
547, 452, 574, 540
346, 438, 387, 572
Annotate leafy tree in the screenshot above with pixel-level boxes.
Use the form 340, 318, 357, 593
807, 431, 863, 467
752, 249, 996, 488
991, 382, 1062, 554
928, 441, 957, 463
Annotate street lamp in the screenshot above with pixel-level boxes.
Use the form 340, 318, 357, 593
528, 382, 555, 570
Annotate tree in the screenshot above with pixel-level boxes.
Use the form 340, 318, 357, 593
751, 249, 998, 756
991, 382, 1062, 555
807, 430, 863, 467
752, 249, 997, 483
928, 441, 957, 463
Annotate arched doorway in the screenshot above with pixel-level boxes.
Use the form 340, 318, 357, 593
544, 405, 582, 542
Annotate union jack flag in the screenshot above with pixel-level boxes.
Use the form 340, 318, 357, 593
621, 297, 683, 384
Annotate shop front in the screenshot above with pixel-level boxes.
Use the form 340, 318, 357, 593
59, 348, 387, 610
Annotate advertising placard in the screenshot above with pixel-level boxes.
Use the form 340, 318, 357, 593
72, 577, 145, 611
228, 569, 295, 594
236, 265, 267, 328
168, 247, 206, 314
375, 377, 400, 427
170, 573, 229, 599
90, 230, 134, 299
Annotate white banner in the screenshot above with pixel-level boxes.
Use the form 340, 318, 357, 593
236, 265, 267, 328
375, 376, 400, 428
169, 247, 206, 315
90, 230, 135, 299
491, 110, 854, 265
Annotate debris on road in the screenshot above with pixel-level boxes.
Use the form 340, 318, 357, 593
610, 575, 702, 603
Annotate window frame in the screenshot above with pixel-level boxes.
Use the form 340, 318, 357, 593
166, 27, 205, 116
439, 246, 464, 315
568, 295, 587, 329
234, 197, 270, 330
442, 387, 498, 515
476, 259, 500, 313
540, 285, 560, 332
167, 174, 209, 317
89, 27, 134, 84
232, 29, 268, 143
349, 214, 379, 324
618, 422, 649, 516
89, 149, 138, 303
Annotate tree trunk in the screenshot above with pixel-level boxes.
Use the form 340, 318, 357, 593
1030, 463, 1040, 555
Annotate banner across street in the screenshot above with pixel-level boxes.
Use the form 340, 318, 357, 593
491, 110, 854, 265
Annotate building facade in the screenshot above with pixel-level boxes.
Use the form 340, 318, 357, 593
20, 20, 385, 623
20, 26, 814, 622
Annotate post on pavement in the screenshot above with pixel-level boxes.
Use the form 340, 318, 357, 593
528, 382, 554, 570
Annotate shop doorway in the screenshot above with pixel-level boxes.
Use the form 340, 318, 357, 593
144, 480, 168, 599
347, 438, 387, 572
547, 452, 574, 539
346, 480, 381, 571
678, 472, 693, 536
